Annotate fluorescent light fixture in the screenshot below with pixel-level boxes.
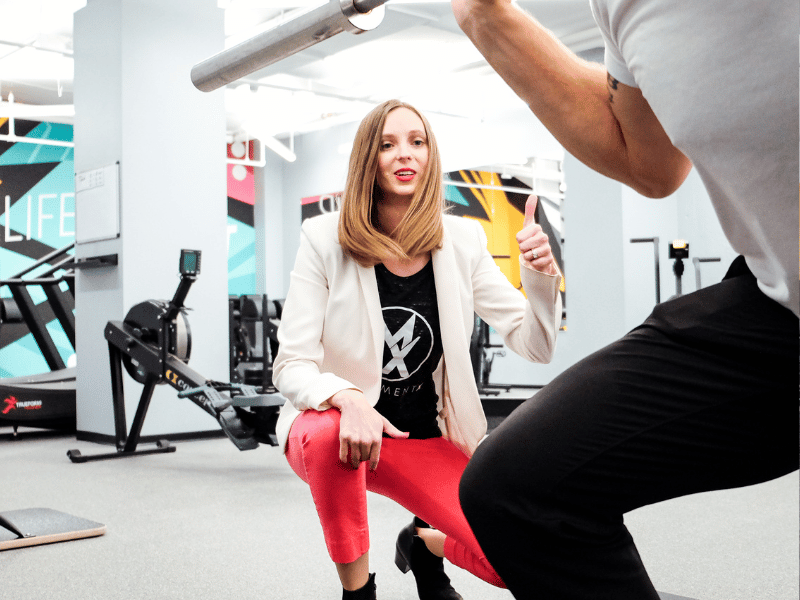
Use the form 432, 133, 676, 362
218, 0, 323, 7
0, 46, 73, 80
0, 101, 75, 119
223, 1, 327, 46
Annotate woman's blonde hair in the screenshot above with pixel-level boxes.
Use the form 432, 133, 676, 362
338, 100, 444, 267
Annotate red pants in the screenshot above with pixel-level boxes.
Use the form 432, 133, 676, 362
285, 408, 504, 588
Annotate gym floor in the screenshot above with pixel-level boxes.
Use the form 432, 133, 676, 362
1, 424, 797, 600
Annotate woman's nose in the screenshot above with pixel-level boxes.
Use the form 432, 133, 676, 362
397, 143, 412, 159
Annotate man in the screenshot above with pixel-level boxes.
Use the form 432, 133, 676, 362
453, 1, 799, 598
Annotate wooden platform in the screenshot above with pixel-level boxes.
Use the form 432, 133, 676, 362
0, 508, 105, 551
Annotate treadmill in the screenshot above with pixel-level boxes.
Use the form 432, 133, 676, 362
0, 243, 76, 434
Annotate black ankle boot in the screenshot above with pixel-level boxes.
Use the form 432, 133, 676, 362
342, 572, 376, 600
395, 520, 464, 600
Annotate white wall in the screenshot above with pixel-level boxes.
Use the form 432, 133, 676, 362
621, 168, 736, 331
279, 123, 356, 294
254, 150, 286, 298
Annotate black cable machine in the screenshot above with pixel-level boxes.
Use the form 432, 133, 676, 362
469, 314, 546, 421
67, 250, 284, 463
228, 293, 283, 391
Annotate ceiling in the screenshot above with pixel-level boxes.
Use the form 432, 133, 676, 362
0, 0, 604, 160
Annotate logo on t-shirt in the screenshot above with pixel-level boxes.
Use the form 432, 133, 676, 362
382, 307, 434, 382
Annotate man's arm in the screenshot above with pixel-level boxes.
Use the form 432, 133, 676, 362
452, 0, 692, 198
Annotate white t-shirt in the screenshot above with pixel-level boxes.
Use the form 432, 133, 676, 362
590, 0, 799, 317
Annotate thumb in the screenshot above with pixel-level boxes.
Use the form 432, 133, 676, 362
522, 194, 538, 229
382, 418, 409, 439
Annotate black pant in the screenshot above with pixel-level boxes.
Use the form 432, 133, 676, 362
460, 257, 798, 599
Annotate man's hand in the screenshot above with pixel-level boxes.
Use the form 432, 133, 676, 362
329, 389, 408, 470
517, 195, 558, 276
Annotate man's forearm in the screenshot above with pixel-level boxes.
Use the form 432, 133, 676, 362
453, 0, 691, 197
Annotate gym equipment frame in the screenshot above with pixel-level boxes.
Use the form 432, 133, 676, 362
631, 237, 722, 303
630, 237, 661, 303
67, 250, 284, 463
692, 256, 721, 289
228, 293, 283, 391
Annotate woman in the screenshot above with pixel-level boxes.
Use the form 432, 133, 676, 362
273, 99, 562, 600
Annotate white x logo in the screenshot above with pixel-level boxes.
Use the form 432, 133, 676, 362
383, 314, 420, 378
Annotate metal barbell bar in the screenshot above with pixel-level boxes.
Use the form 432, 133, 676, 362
191, 0, 389, 93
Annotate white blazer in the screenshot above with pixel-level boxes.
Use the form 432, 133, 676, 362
273, 211, 563, 457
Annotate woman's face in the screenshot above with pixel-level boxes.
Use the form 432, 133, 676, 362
375, 107, 429, 205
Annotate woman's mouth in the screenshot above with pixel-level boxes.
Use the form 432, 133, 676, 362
395, 169, 416, 182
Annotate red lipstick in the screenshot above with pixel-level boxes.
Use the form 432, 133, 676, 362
395, 168, 416, 182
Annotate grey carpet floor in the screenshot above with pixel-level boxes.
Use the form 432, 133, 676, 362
1, 428, 797, 600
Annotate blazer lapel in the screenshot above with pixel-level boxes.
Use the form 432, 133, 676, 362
432, 226, 468, 363
356, 263, 385, 366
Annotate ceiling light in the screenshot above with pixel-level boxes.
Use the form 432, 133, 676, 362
0, 46, 73, 81
0, 100, 75, 119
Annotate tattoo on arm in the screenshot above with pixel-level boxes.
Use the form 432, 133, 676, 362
607, 73, 619, 103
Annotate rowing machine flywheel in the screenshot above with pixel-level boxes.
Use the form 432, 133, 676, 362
121, 300, 192, 384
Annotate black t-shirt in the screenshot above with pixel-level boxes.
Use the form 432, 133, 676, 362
373, 260, 443, 439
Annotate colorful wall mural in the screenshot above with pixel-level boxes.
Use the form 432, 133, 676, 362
226, 141, 256, 297
0, 120, 256, 378
0, 118, 76, 379
443, 170, 564, 301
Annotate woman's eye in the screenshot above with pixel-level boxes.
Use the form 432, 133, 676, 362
380, 142, 392, 150
413, 139, 426, 147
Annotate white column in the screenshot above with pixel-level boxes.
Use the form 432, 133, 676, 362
254, 152, 286, 299
561, 153, 628, 357
73, 0, 228, 439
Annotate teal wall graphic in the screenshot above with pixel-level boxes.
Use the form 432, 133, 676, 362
0, 121, 257, 378
0, 118, 75, 378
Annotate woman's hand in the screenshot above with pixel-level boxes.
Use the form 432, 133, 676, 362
329, 389, 408, 470
516, 195, 558, 276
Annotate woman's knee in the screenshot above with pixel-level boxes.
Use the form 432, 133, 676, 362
286, 410, 345, 483
291, 408, 342, 453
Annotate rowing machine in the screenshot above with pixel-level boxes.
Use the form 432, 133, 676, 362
67, 250, 284, 463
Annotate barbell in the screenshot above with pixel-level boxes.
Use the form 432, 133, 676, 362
191, 0, 389, 93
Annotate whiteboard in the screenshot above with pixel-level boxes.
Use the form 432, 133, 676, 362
75, 163, 120, 244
